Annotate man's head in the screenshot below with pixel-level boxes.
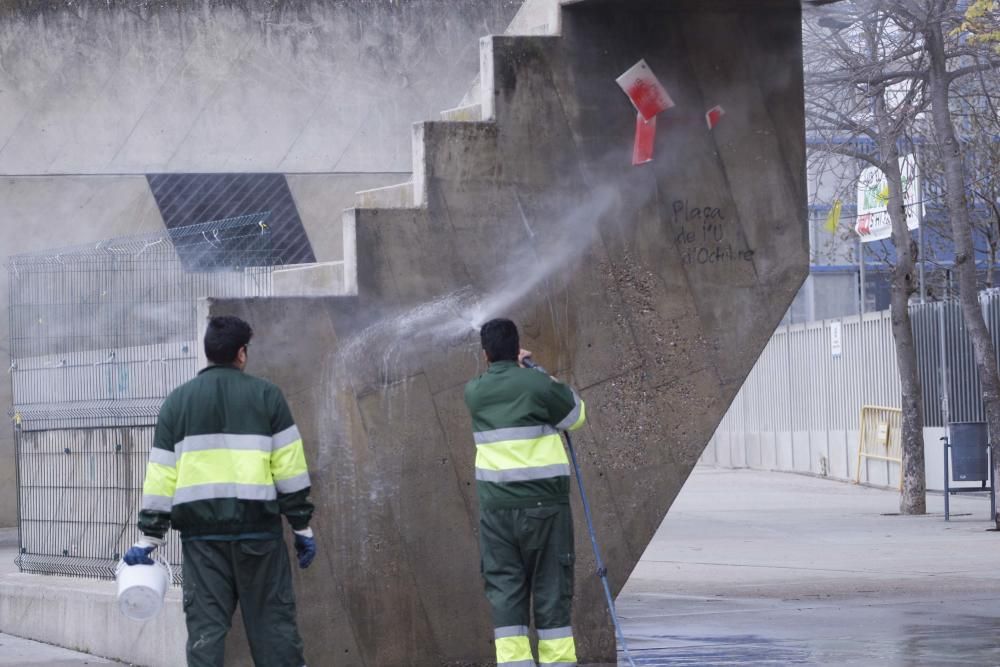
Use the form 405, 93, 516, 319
204, 315, 253, 369
480, 318, 519, 363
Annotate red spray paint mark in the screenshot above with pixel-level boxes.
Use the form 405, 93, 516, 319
617, 59, 674, 120
705, 105, 725, 129
632, 113, 656, 166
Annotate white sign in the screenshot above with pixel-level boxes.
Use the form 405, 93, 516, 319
855, 155, 921, 243
830, 321, 842, 357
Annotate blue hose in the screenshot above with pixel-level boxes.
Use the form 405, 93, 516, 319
524, 359, 638, 667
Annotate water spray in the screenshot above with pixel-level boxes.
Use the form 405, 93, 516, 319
522, 357, 638, 667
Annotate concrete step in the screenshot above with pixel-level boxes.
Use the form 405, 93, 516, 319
355, 182, 414, 209
439, 103, 483, 122
0, 568, 185, 667
271, 261, 351, 297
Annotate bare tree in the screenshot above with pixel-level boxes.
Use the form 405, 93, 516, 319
908, 0, 1000, 525
805, 3, 929, 513
920, 65, 1000, 289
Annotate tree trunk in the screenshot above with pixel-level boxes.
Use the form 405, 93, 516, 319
877, 99, 926, 514
926, 18, 1000, 528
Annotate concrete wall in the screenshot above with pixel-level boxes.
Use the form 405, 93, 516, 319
705, 425, 959, 493
0, 0, 520, 174
0, 0, 523, 527
206, 1, 810, 664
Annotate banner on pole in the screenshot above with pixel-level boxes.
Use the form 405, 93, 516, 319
855, 155, 921, 243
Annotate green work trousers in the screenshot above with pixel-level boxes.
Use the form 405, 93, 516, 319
480, 503, 576, 666
182, 538, 305, 667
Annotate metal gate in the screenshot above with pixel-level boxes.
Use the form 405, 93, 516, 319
8, 215, 283, 581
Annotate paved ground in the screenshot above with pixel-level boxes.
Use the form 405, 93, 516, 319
0, 633, 121, 665
618, 468, 1000, 666
2, 468, 997, 665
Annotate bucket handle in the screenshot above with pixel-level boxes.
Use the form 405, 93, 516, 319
115, 552, 173, 583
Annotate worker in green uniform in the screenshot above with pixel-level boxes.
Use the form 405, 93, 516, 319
465, 318, 587, 667
124, 315, 316, 667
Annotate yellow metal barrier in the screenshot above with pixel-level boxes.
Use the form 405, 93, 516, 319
855, 405, 903, 490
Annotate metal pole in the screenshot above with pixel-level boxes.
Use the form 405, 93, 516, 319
916, 144, 926, 304
919, 216, 926, 304
938, 302, 950, 425
859, 237, 867, 316
943, 438, 950, 521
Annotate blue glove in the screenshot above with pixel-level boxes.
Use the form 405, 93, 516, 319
123, 536, 163, 565
293, 528, 317, 569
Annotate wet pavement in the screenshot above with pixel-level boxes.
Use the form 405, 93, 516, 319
617, 468, 1000, 666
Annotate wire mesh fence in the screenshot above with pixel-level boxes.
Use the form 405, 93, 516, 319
8, 214, 286, 582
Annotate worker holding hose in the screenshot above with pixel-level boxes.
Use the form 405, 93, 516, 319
465, 318, 587, 667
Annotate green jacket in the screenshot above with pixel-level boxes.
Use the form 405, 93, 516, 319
464, 360, 587, 510
138, 365, 314, 540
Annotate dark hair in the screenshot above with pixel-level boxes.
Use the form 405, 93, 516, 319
204, 315, 253, 365
480, 318, 519, 363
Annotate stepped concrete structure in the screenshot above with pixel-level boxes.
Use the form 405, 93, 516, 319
0, 0, 818, 665
208, 1, 810, 664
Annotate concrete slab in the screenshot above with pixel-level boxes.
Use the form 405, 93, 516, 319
618, 467, 1000, 665
0, 529, 186, 667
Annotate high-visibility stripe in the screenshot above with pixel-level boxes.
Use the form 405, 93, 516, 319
142, 493, 173, 512
143, 462, 177, 498
175, 433, 272, 455
149, 447, 176, 467
476, 463, 571, 483
556, 395, 586, 432
475, 425, 556, 445
274, 470, 310, 494
494, 625, 530, 639
175, 449, 272, 488
271, 439, 308, 482
475, 433, 568, 471
173, 483, 276, 505
273, 425, 301, 449
495, 633, 532, 666
538, 634, 576, 665
537, 626, 573, 640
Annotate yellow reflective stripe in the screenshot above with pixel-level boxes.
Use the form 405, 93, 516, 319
538, 635, 577, 664
567, 400, 586, 432
495, 634, 532, 664
475, 433, 568, 471
271, 439, 308, 481
175, 449, 272, 488
143, 461, 177, 498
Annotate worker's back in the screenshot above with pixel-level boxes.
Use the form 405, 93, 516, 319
142, 364, 303, 539
465, 360, 586, 510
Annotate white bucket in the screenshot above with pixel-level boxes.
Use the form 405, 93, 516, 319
115, 557, 172, 621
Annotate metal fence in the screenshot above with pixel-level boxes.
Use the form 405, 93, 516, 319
8, 215, 285, 581
706, 292, 1000, 486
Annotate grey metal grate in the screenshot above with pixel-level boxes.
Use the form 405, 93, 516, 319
8, 214, 287, 582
